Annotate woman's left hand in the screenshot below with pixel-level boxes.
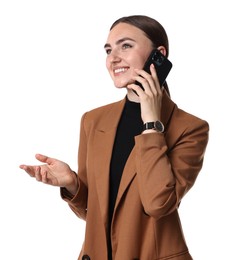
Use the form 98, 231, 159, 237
127, 63, 163, 123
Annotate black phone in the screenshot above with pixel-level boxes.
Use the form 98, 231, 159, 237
135, 49, 172, 91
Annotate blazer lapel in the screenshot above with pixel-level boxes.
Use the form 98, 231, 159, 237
114, 148, 137, 211
93, 98, 126, 226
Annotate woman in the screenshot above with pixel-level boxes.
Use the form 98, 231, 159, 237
20, 15, 209, 260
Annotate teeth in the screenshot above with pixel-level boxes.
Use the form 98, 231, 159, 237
114, 68, 127, 73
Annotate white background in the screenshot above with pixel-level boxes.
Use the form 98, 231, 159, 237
0, 0, 236, 259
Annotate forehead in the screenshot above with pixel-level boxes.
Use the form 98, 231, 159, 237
106, 22, 149, 45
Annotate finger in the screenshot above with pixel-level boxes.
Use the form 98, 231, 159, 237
19, 165, 27, 170
41, 170, 48, 184
35, 166, 42, 181
133, 69, 156, 95
19, 165, 36, 177
35, 154, 54, 165
127, 83, 144, 97
150, 64, 162, 94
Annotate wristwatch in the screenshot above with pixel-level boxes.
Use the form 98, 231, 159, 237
143, 120, 164, 133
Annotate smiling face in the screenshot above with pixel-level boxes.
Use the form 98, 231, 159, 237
104, 22, 154, 89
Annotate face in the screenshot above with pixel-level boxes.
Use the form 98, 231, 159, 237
104, 23, 154, 89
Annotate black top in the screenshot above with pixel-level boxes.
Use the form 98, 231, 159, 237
108, 96, 143, 259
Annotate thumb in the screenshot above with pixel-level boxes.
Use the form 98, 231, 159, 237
35, 153, 54, 165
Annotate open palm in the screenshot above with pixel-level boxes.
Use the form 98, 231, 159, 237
19, 153, 75, 188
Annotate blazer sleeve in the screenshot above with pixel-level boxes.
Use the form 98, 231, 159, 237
134, 117, 209, 220
61, 112, 88, 220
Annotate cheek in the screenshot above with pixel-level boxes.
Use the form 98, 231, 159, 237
130, 55, 146, 70
105, 57, 111, 71
138, 56, 148, 68
106, 59, 114, 80
136, 49, 154, 68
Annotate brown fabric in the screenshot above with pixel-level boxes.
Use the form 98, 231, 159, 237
62, 90, 209, 260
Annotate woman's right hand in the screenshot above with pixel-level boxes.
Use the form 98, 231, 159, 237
19, 153, 78, 195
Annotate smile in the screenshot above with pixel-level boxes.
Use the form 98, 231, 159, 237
114, 67, 128, 74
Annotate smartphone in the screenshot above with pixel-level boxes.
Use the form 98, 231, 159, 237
135, 49, 172, 91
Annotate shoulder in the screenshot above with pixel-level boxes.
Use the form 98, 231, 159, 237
89, 99, 124, 115
162, 92, 209, 147
80, 98, 126, 131
174, 106, 208, 128
162, 91, 209, 132
162, 89, 209, 134
166, 103, 209, 151
174, 105, 209, 133
84, 98, 124, 120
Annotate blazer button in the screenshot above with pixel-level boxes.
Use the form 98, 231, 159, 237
82, 255, 90, 260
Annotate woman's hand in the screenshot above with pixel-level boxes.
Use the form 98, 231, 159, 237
127, 64, 163, 124
19, 154, 78, 195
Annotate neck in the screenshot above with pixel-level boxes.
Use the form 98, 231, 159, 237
126, 89, 140, 103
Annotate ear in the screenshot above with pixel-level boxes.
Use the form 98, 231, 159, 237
157, 46, 167, 56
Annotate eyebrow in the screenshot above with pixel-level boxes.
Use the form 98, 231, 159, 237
104, 37, 136, 49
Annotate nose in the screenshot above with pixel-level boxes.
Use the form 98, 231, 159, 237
108, 49, 121, 64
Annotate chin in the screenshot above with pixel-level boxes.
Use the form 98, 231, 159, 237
114, 79, 134, 89
114, 82, 128, 89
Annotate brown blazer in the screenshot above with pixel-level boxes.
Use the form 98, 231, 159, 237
62, 90, 209, 260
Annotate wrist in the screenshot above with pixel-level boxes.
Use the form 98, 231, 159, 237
65, 171, 78, 196
143, 120, 164, 133
142, 129, 158, 134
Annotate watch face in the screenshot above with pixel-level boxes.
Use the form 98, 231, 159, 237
155, 121, 164, 132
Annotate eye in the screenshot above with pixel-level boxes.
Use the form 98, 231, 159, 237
105, 48, 111, 55
122, 43, 132, 50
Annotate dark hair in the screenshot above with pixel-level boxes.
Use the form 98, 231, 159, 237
110, 15, 170, 96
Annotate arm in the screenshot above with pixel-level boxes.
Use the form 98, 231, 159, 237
61, 113, 89, 220
135, 118, 209, 219
19, 114, 89, 220
19, 154, 78, 194
128, 63, 209, 219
